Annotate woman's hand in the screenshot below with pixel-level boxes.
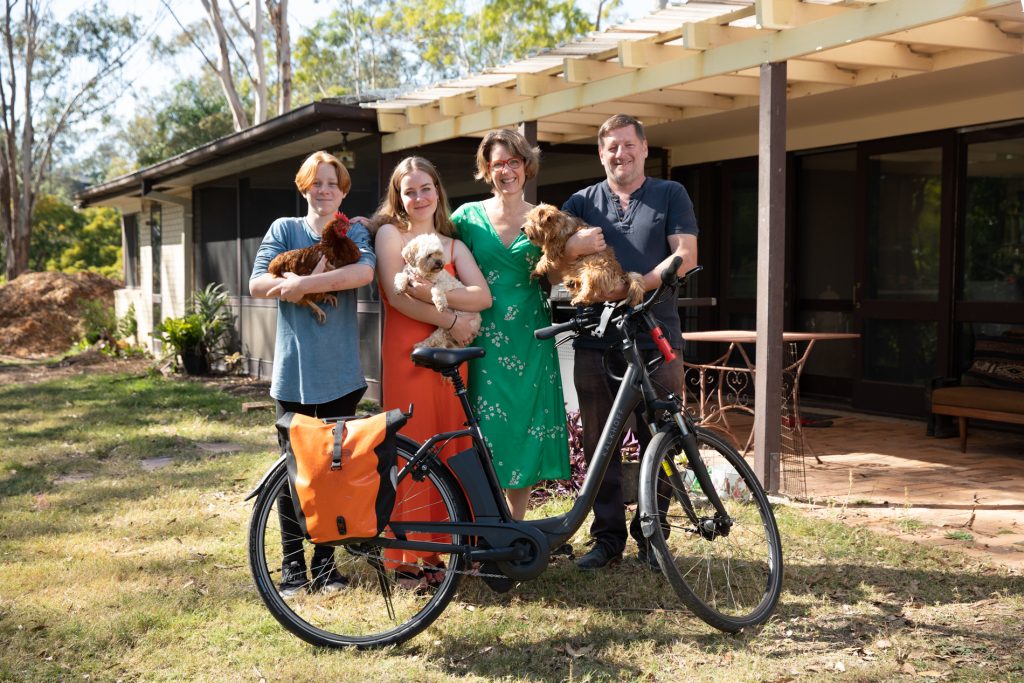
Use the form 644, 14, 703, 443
450, 313, 479, 346
405, 277, 434, 303
565, 227, 605, 260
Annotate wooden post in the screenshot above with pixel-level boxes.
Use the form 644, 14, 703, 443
754, 61, 787, 494
518, 120, 538, 204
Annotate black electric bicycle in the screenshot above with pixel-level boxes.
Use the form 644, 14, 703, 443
246, 259, 783, 648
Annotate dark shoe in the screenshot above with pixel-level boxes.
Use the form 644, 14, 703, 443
636, 543, 660, 572
575, 544, 622, 571
310, 558, 349, 593
280, 560, 308, 597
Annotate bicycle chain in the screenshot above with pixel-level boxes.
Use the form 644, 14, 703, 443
343, 544, 508, 579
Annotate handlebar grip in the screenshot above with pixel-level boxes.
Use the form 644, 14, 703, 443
535, 319, 577, 340
661, 256, 684, 286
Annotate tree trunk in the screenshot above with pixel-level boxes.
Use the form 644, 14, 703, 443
268, 0, 291, 116
249, 0, 267, 125
201, 0, 250, 131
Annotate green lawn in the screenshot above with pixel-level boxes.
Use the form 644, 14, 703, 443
1, 361, 1022, 682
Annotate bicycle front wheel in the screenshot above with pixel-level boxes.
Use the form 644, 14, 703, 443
247, 447, 469, 648
639, 426, 783, 632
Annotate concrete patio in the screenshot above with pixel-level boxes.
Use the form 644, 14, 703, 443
714, 409, 1024, 570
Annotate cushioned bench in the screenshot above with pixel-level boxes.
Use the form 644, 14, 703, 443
931, 386, 1024, 453
929, 331, 1024, 453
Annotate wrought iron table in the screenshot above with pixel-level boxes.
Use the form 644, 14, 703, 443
680, 330, 859, 461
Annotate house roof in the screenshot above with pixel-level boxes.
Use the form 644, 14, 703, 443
362, 0, 1024, 155
76, 100, 377, 208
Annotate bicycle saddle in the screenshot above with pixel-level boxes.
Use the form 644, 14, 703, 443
410, 346, 486, 370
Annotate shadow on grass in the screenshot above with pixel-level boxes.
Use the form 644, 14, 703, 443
425, 560, 1023, 680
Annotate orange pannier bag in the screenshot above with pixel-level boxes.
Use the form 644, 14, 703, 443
277, 409, 408, 544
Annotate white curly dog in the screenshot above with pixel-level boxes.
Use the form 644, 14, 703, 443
393, 233, 481, 348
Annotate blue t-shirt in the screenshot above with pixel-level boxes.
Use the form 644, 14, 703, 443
250, 217, 376, 404
562, 177, 698, 350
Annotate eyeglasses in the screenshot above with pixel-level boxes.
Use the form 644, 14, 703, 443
490, 158, 523, 172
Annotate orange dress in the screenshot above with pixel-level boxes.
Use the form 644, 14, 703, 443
381, 241, 470, 572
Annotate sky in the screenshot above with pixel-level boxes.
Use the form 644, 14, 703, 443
49, 0, 648, 160
61, 0, 645, 104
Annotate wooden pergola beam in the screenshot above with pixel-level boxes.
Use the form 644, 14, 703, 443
385, 0, 1015, 152
380, 0, 1015, 152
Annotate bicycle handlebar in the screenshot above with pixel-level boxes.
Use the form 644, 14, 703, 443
535, 261, 702, 342
534, 319, 578, 340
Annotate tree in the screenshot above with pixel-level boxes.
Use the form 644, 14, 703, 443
160, 0, 291, 132
0, 0, 140, 280
292, 0, 411, 104
29, 194, 121, 279
387, 0, 603, 82
120, 74, 236, 168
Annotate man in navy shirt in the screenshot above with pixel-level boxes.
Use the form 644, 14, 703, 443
561, 114, 699, 570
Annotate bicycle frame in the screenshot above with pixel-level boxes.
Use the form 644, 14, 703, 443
372, 264, 733, 578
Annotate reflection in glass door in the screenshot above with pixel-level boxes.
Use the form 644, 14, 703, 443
854, 140, 951, 412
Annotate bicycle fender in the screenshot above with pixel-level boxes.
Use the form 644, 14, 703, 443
637, 426, 676, 539
244, 454, 287, 501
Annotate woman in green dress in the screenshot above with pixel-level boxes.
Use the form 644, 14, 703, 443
451, 129, 569, 519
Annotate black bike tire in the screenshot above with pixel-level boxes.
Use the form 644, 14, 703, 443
247, 447, 470, 648
639, 425, 784, 632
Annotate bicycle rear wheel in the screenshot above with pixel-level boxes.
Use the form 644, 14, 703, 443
247, 447, 469, 648
639, 426, 783, 632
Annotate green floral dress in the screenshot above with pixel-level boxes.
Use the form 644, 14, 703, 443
452, 202, 570, 488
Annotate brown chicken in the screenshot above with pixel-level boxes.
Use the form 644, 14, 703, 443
268, 213, 362, 323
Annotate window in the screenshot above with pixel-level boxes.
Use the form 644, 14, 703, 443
123, 213, 140, 288
963, 136, 1024, 303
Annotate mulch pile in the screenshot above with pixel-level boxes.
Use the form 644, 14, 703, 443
0, 271, 122, 358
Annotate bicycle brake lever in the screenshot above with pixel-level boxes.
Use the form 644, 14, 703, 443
594, 302, 616, 338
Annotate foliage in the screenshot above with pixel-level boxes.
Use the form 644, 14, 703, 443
28, 194, 80, 272
79, 299, 118, 346
247, 0, 622, 111
190, 282, 234, 362
155, 0, 290, 130
73, 300, 147, 359
153, 314, 205, 358
122, 74, 236, 168
292, 0, 411, 103
0, 2, 141, 280
29, 195, 121, 279
117, 303, 139, 343
387, 0, 600, 82
51, 207, 122, 279
152, 283, 234, 373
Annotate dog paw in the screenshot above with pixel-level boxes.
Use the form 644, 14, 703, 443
431, 289, 449, 312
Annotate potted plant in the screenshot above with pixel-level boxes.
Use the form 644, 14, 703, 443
152, 283, 234, 375
191, 283, 233, 367
153, 314, 207, 374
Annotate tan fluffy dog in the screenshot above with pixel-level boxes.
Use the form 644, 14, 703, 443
393, 233, 481, 348
522, 204, 645, 306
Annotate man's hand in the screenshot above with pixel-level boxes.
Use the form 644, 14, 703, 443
565, 227, 606, 261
